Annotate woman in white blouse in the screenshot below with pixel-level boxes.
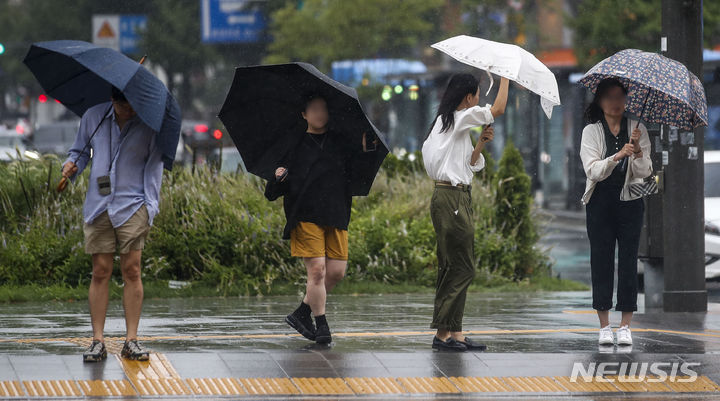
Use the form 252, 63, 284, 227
422, 73, 509, 352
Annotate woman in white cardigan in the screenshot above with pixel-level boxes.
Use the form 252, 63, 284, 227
580, 78, 652, 347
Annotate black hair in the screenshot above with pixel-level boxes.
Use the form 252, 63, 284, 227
302, 93, 326, 112
585, 78, 628, 124
429, 73, 480, 135
111, 86, 127, 102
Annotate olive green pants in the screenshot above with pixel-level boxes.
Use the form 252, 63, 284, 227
430, 185, 476, 332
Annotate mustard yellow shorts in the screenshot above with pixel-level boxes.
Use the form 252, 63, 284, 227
290, 221, 348, 260
83, 205, 151, 255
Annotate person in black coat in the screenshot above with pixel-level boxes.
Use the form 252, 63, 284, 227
265, 94, 377, 344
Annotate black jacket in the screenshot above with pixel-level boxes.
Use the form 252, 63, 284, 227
264, 130, 374, 239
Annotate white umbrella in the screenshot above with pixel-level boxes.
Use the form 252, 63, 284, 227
431, 35, 561, 119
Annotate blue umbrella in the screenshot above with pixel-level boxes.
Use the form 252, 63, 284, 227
23, 40, 181, 171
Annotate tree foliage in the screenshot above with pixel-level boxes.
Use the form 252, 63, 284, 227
264, 0, 443, 69
568, 0, 720, 68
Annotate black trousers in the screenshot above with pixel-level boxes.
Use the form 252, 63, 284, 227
585, 183, 645, 312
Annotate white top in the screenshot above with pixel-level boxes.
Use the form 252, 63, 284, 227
422, 105, 494, 186
579, 119, 653, 205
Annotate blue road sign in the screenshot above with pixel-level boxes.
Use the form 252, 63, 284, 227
200, 0, 265, 43
119, 15, 147, 54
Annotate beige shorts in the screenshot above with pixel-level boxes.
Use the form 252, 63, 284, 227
84, 205, 151, 255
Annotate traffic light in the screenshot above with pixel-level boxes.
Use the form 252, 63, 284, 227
0, 43, 5, 55
212, 129, 223, 140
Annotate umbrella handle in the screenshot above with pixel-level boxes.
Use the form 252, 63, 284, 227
620, 120, 640, 172
485, 70, 493, 96
57, 176, 68, 193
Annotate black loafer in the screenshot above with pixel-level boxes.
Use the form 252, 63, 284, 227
285, 313, 316, 341
432, 336, 467, 352
458, 337, 487, 351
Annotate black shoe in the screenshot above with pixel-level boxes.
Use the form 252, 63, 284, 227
286, 313, 316, 341
432, 336, 467, 352
83, 340, 107, 362
121, 339, 150, 361
458, 337, 487, 351
315, 324, 332, 344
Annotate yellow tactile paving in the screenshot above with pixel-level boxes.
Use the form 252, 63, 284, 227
185, 377, 246, 395
22, 380, 82, 397
292, 377, 354, 395
554, 375, 621, 392
185, 378, 247, 395
76, 379, 136, 396
450, 376, 514, 392
604, 375, 672, 392
118, 353, 181, 380
663, 375, 720, 392
0, 380, 24, 397
397, 377, 460, 393
2, 376, 720, 397
131, 378, 191, 396
238, 377, 300, 395
116, 353, 191, 396
503, 376, 568, 392
345, 377, 405, 394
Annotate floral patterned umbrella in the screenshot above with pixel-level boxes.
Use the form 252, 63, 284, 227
578, 48, 708, 131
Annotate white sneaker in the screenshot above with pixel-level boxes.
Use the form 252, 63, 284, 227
617, 325, 633, 346
598, 325, 614, 345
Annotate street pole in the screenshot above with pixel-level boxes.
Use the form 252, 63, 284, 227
660, 0, 707, 312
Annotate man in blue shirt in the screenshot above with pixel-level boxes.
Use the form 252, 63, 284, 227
62, 87, 163, 362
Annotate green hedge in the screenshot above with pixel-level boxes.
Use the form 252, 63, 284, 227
0, 144, 551, 295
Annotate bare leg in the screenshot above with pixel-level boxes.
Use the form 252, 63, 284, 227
324, 258, 347, 293
620, 311, 633, 327
436, 329, 451, 341
450, 331, 465, 341
597, 310, 610, 328
120, 250, 143, 341
89, 253, 114, 342
302, 257, 326, 316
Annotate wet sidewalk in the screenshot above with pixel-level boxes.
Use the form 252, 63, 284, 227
2, 292, 720, 399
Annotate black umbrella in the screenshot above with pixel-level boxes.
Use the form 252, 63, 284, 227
218, 62, 388, 196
